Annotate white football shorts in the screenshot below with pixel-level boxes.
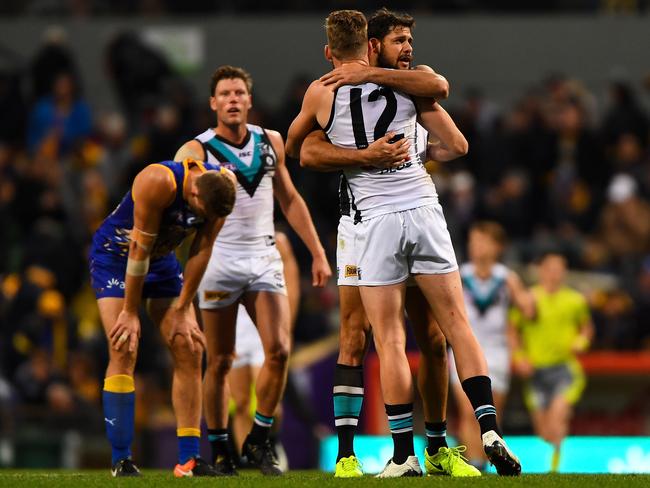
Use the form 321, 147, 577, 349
198, 246, 286, 309
355, 204, 458, 286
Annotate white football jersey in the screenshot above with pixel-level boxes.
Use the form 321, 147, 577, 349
326, 82, 437, 221
460, 262, 511, 349
195, 124, 276, 253
416, 122, 429, 164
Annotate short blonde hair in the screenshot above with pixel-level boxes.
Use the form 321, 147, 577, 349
324, 10, 368, 60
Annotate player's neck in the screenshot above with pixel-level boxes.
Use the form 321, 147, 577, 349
334, 58, 369, 68
214, 123, 248, 145
542, 282, 562, 294
183, 169, 199, 201
473, 260, 493, 279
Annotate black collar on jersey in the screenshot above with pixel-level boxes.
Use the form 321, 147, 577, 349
213, 129, 251, 150
204, 139, 267, 198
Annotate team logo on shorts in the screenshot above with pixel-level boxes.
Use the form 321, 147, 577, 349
344, 265, 358, 278
106, 278, 125, 290
203, 290, 231, 301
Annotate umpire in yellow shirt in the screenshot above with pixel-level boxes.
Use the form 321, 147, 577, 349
509, 251, 594, 472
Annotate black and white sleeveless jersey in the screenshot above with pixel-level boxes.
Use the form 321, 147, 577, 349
325, 82, 437, 221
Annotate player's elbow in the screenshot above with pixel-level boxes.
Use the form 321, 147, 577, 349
453, 136, 469, 157
299, 145, 319, 169
434, 77, 449, 100
285, 139, 300, 160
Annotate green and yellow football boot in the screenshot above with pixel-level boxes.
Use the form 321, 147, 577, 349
334, 455, 364, 478
425, 446, 482, 477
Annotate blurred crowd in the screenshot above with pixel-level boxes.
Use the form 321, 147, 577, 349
0, 26, 649, 438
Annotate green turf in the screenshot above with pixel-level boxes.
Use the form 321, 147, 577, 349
0, 471, 649, 487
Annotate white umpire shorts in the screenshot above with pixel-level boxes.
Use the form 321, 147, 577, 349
198, 246, 287, 309
355, 204, 458, 286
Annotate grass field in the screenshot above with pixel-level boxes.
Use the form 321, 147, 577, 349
1, 471, 649, 487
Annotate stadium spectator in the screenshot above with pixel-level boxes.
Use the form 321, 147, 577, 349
26, 71, 92, 158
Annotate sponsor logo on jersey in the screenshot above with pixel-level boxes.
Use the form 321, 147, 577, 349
239, 151, 252, 158
344, 265, 358, 278
203, 290, 231, 301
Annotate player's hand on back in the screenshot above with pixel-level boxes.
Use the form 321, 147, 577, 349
364, 132, 410, 168
110, 310, 141, 353
312, 254, 332, 287
320, 64, 371, 90
164, 307, 207, 353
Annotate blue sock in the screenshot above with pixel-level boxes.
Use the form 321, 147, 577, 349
178, 429, 201, 464
103, 375, 135, 466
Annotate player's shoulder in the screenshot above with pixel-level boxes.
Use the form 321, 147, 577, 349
194, 128, 215, 143
493, 263, 510, 279
134, 162, 178, 201
560, 286, 586, 304
254, 125, 283, 148
413, 64, 435, 74
306, 78, 333, 99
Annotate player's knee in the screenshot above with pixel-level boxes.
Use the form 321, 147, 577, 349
374, 337, 406, 357
171, 340, 203, 367
109, 348, 137, 372
206, 353, 234, 377
266, 341, 290, 369
234, 396, 251, 415
421, 329, 447, 359
339, 332, 366, 364
341, 308, 369, 333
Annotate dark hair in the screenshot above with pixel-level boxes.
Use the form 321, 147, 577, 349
210, 65, 253, 96
470, 221, 507, 247
536, 249, 567, 265
367, 7, 414, 41
196, 171, 236, 218
324, 10, 368, 59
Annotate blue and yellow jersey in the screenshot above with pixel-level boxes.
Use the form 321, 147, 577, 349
90, 159, 222, 263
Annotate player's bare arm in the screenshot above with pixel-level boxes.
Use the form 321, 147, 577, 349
109, 164, 175, 353
320, 63, 449, 99
300, 130, 410, 172
270, 129, 332, 287
415, 98, 468, 162
288, 80, 410, 170
286, 81, 332, 159
174, 139, 205, 162
164, 212, 227, 353
505, 271, 536, 320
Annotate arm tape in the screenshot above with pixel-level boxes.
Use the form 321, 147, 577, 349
131, 227, 157, 253
126, 257, 150, 276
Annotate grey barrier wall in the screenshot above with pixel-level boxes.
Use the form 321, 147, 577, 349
0, 15, 648, 114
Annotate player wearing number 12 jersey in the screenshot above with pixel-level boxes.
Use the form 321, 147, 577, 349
292, 7, 479, 478
287, 10, 520, 477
